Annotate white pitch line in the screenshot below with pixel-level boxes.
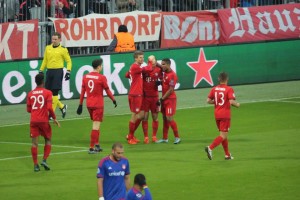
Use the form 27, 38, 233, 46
0, 96, 299, 128
0, 149, 87, 161
0, 141, 86, 149
270, 100, 300, 104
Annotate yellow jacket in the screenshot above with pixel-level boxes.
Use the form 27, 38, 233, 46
40, 44, 72, 71
115, 32, 136, 52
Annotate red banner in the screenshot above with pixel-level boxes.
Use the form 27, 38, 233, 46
0, 20, 39, 61
218, 4, 300, 43
160, 11, 219, 48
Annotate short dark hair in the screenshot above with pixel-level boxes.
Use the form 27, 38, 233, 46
118, 25, 128, 32
133, 50, 144, 59
112, 142, 123, 150
162, 58, 171, 65
218, 72, 228, 83
35, 73, 44, 86
53, 32, 61, 39
92, 59, 103, 69
134, 174, 146, 187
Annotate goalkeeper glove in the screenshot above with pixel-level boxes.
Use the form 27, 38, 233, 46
64, 71, 70, 81
76, 105, 82, 115
99, 197, 104, 200
113, 100, 117, 108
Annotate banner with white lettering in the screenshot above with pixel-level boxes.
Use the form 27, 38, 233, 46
50, 11, 161, 47
0, 20, 39, 61
160, 11, 219, 48
218, 4, 300, 43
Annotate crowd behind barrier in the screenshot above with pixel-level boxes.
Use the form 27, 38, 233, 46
0, 0, 298, 57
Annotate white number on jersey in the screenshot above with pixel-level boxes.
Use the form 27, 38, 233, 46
88, 80, 95, 93
30, 95, 45, 109
214, 91, 225, 106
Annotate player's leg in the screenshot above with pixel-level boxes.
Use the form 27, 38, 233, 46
52, 69, 67, 118
151, 112, 159, 142
156, 103, 169, 143
165, 99, 180, 144
93, 121, 102, 152
142, 112, 149, 144
30, 123, 40, 172
127, 96, 143, 144
41, 123, 52, 170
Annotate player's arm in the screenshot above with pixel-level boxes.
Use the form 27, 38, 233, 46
143, 187, 153, 200
77, 81, 86, 115
39, 46, 48, 72
97, 178, 104, 200
124, 174, 131, 192
161, 86, 174, 101
63, 48, 72, 72
230, 99, 240, 108
47, 96, 57, 120
207, 97, 214, 104
26, 95, 32, 113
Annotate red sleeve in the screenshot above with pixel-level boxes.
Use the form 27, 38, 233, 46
228, 87, 236, 100
47, 92, 56, 119
208, 88, 214, 99
105, 88, 115, 101
26, 94, 31, 113
142, 60, 154, 73
102, 76, 115, 101
125, 71, 130, 79
79, 78, 86, 105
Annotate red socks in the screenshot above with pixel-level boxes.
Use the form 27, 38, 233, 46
152, 120, 158, 137
142, 121, 148, 137
90, 130, 99, 148
222, 139, 230, 156
169, 120, 179, 138
31, 146, 38, 165
43, 144, 51, 160
128, 121, 136, 139
163, 119, 169, 139
209, 136, 224, 150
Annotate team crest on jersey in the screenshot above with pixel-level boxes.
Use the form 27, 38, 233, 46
136, 193, 142, 198
136, 108, 140, 112
155, 72, 158, 76
122, 164, 126, 169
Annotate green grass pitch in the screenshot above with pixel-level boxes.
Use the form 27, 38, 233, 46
0, 81, 300, 200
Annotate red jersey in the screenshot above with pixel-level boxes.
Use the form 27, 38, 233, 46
208, 84, 236, 119
27, 87, 56, 122
162, 70, 177, 99
128, 62, 153, 96
143, 67, 162, 97
79, 72, 114, 108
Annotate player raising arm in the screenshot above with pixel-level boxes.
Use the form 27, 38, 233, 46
26, 73, 60, 172
126, 173, 152, 200
77, 59, 117, 154
205, 72, 240, 160
126, 51, 155, 145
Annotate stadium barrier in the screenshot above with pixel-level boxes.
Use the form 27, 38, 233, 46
0, 39, 299, 105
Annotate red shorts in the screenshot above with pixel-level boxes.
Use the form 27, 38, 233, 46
30, 122, 52, 139
216, 119, 231, 132
88, 107, 104, 122
128, 96, 143, 114
142, 96, 159, 113
161, 98, 176, 117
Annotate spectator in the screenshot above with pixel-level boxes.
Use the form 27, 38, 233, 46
47, 0, 70, 18
144, 0, 161, 11
107, 24, 136, 53
19, 0, 41, 21
116, 0, 138, 13
1, 0, 20, 22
